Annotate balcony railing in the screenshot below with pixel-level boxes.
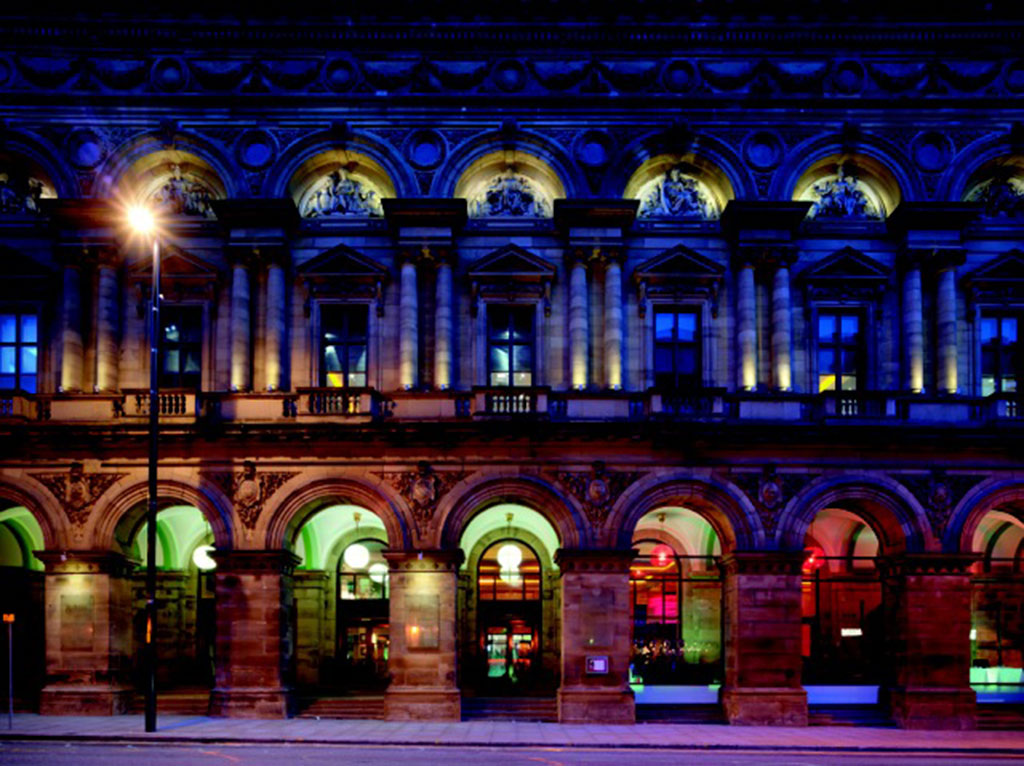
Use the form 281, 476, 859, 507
118, 389, 199, 419
292, 387, 386, 419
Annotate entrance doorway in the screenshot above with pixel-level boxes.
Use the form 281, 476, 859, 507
336, 538, 390, 691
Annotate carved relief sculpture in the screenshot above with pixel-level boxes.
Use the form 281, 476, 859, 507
471, 168, 550, 218
808, 165, 881, 219
31, 462, 126, 527
638, 165, 716, 219
376, 462, 469, 528
202, 462, 298, 530
0, 172, 45, 215
300, 168, 383, 218
554, 461, 640, 527
151, 163, 216, 218
967, 169, 1024, 218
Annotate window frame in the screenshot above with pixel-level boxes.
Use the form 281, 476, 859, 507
0, 308, 40, 393
808, 302, 874, 394
157, 303, 205, 390
485, 303, 537, 388
652, 306, 704, 392
318, 302, 371, 389
474, 298, 546, 388
313, 299, 377, 390
976, 308, 1023, 397
643, 299, 714, 391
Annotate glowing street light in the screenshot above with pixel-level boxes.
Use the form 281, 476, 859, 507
127, 204, 161, 734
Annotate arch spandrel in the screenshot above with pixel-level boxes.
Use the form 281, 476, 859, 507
263, 477, 411, 553
608, 473, 761, 552
0, 478, 61, 550
947, 479, 1024, 554
776, 474, 932, 554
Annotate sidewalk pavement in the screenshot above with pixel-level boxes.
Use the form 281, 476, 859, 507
0, 715, 1023, 753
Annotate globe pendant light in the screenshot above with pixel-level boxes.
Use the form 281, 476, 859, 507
369, 562, 389, 584
497, 542, 523, 572
344, 542, 370, 570
192, 544, 217, 571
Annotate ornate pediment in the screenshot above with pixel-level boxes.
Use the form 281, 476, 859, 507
800, 247, 888, 301
965, 250, 1024, 303
297, 244, 389, 309
128, 245, 219, 309
469, 244, 556, 316
633, 245, 725, 317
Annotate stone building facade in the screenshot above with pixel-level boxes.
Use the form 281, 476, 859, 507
0, 6, 1022, 730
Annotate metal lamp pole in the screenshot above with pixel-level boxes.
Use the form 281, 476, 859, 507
145, 234, 160, 733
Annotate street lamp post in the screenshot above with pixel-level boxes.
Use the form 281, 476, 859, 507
129, 206, 159, 733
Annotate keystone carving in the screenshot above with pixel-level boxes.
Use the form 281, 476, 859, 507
376, 462, 469, 528
202, 462, 298, 530
554, 461, 641, 527
31, 462, 126, 526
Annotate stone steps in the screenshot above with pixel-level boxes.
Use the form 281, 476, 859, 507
461, 696, 558, 722
295, 695, 385, 720
978, 704, 1024, 730
808, 705, 894, 727
636, 704, 727, 724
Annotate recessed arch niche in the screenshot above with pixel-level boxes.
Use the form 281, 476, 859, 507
455, 150, 564, 219
624, 154, 732, 221
793, 154, 901, 221
118, 149, 226, 219
289, 150, 395, 219
0, 152, 58, 215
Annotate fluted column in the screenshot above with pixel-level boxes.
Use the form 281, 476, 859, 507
603, 254, 624, 390
60, 260, 84, 393
434, 255, 453, 390
737, 261, 757, 391
903, 262, 924, 393
937, 263, 958, 394
771, 260, 792, 391
399, 255, 418, 390
230, 256, 251, 392
569, 251, 589, 390
95, 254, 120, 392
264, 258, 286, 392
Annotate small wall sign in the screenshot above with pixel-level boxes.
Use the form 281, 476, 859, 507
585, 655, 609, 674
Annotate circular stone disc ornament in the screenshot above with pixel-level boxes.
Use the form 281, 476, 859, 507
1005, 61, 1024, 94
911, 131, 954, 173
236, 129, 277, 171
574, 130, 613, 169
663, 60, 697, 93
405, 129, 447, 170
743, 131, 784, 171
66, 128, 106, 170
832, 61, 866, 95
152, 58, 188, 92
493, 60, 527, 92
325, 59, 358, 92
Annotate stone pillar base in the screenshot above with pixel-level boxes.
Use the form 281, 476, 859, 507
385, 686, 461, 721
40, 684, 133, 715
722, 686, 807, 726
210, 686, 290, 718
558, 686, 635, 724
887, 686, 976, 730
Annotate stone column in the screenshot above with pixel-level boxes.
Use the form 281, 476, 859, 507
603, 255, 624, 390
292, 570, 328, 689
264, 257, 286, 392
399, 255, 418, 390
569, 251, 589, 390
209, 551, 298, 718
737, 261, 758, 391
771, 260, 793, 391
937, 264, 958, 394
721, 552, 807, 725
903, 262, 925, 393
94, 253, 120, 392
434, 255, 454, 390
384, 550, 462, 720
879, 554, 977, 729
36, 551, 134, 715
555, 549, 635, 724
230, 256, 252, 392
59, 260, 84, 393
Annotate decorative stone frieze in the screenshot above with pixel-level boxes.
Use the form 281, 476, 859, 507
202, 463, 298, 531
375, 463, 470, 529
894, 473, 985, 541
730, 469, 819, 538
31, 463, 126, 528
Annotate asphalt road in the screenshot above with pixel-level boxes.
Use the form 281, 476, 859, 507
2, 743, 1024, 766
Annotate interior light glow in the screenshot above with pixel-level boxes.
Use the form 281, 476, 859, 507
840, 628, 863, 637
497, 543, 523, 572
369, 562, 389, 583
650, 544, 675, 568
192, 544, 217, 571
970, 628, 978, 641
343, 543, 370, 570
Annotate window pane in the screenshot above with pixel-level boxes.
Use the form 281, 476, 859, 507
512, 344, 532, 372
348, 345, 367, 373
323, 345, 342, 372
655, 313, 674, 342
347, 307, 368, 338
164, 322, 181, 342
1003, 318, 1018, 344
490, 345, 509, 372
19, 374, 36, 394
982, 375, 996, 397
511, 308, 532, 340
163, 349, 180, 373
326, 372, 345, 388
654, 346, 673, 374
349, 373, 366, 387
0, 347, 15, 374
983, 349, 996, 374
818, 374, 836, 392
183, 352, 201, 374
1004, 377, 1017, 393
818, 314, 836, 340
512, 371, 532, 386
20, 315, 37, 343
676, 348, 697, 375
0, 315, 15, 344
490, 371, 509, 386
20, 346, 36, 374
840, 350, 858, 374
677, 312, 697, 343
840, 315, 859, 342
981, 317, 999, 345
840, 375, 858, 391
489, 306, 510, 339
818, 349, 835, 374
0, 375, 13, 389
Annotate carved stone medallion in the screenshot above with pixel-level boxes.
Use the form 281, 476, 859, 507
31, 462, 126, 526
202, 462, 298, 530
375, 462, 469, 528
554, 462, 641, 527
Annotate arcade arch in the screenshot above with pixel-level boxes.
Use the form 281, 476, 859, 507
0, 507, 45, 709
